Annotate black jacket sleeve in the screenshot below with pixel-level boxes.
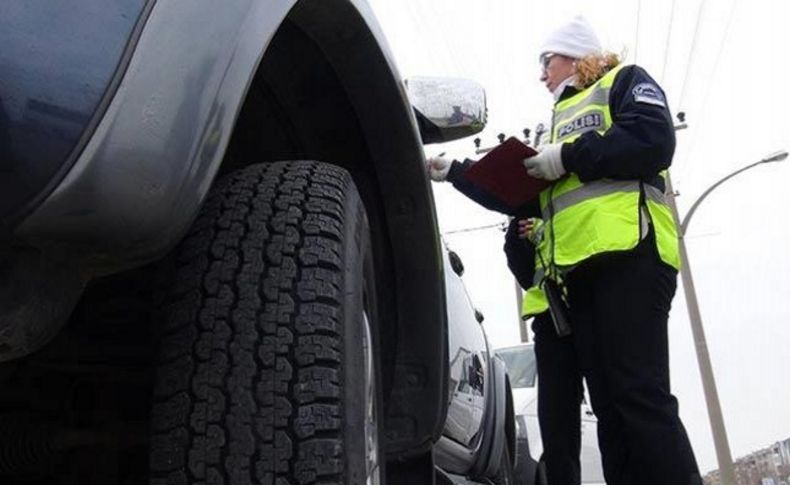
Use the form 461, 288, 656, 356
446, 159, 541, 217
560, 65, 676, 185
503, 218, 536, 290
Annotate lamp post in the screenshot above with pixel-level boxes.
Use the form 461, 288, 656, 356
666, 149, 788, 485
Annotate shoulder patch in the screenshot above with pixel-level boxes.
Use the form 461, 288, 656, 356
632, 83, 666, 108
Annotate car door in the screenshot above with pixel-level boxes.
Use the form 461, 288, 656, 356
443, 248, 488, 447
436, 246, 491, 473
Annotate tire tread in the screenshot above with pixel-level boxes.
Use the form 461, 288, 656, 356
151, 162, 354, 485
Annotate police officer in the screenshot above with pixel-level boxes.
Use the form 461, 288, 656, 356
519, 16, 702, 485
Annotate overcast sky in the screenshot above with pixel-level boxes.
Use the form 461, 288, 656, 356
367, 0, 790, 475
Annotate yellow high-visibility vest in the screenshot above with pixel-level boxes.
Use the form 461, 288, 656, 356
521, 64, 679, 318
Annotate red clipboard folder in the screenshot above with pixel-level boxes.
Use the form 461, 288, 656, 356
464, 137, 550, 211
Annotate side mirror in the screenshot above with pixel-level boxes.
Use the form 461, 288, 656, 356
406, 77, 487, 144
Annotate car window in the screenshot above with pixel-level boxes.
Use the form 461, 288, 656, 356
496, 346, 537, 389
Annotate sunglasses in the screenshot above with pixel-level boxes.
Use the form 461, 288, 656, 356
540, 53, 557, 71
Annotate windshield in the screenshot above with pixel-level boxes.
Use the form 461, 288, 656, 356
496, 346, 537, 389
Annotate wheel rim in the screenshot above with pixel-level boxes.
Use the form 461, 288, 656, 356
362, 311, 380, 484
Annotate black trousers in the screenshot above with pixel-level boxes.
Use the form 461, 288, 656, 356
533, 312, 583, 484
532, 232, 702, 485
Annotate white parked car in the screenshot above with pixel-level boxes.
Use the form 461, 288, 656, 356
496, 343, 605, 485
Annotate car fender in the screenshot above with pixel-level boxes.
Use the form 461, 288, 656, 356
15, 0, 421, 270
473, 354, 515, 478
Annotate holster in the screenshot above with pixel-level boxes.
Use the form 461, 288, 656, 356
543, 278, 572, 337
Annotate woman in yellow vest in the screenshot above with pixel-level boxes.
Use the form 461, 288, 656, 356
519, 16, 702, 485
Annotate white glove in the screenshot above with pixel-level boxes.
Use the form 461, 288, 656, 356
523, 143, 566, 181
426, 156, 452, 182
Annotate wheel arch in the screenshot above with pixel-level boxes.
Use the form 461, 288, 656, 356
223, 0, 448, 462
475, 356, 516, 478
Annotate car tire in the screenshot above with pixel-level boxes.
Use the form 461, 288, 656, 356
150, 161, 384, 484
491, 446, 515, 485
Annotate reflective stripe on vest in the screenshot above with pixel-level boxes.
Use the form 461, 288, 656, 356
521, 266, 548, 318
540, 180, 666, 221
521, 64, 680, 318
522, 285, 548, 317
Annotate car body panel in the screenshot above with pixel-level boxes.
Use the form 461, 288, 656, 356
14, 0, 295, 264
444, 252, 488, 447
13, 0, 420, 271
436, 247, 489, 473
435, 246, 515, 478
0, 0, 150, 229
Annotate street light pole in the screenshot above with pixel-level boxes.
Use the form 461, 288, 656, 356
667, 173, 736, 485
666, 149, 788, 485
680, 151, 789, 233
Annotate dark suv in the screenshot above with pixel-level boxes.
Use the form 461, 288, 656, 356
1, 1, 515, 483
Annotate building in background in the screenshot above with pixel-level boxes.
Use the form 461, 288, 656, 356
704, 438, 790, 485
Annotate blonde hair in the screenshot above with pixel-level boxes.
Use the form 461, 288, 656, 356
573, 52, 621, 88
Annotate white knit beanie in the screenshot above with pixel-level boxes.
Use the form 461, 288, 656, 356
539, 16, 602, 61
